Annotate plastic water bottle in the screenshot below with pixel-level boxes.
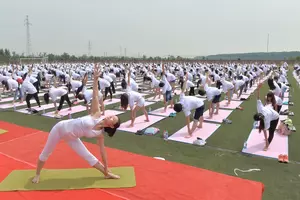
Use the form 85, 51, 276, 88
148, 107, 152, 113
68, 113, 72, 119
13, 104, 16, 111
42, 107, 45, 114
243, 142, 247, 149
163, 130, 168, 141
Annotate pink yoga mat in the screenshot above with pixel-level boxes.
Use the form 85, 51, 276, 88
0, 99, 39, 109
42, 105, 86, 117
104, 98, 120, 106
280, 105, 289, 112
168, 122, 221, 144
17, 104, 55, 114
203, 109, 233, 123
219, 100, 242, 109
147, 96, 164, 102
0, 97, 14, 103
232, 94, 250, 101
99, 110, 124, 120
242, 129, 288, 159
284, 92, 289, 98
118, 115, 165, 133
149, 107, 175, 117
118, 101, 156, 110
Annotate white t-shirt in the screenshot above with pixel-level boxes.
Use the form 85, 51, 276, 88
49, 87, 68, 102
257, 100, 279, 130
273, 81, 281, 97
127, 88, 143, 109
220, 79, 234, 92
204, 84, 221, 101
179, 93, 204, 117
21, 81, 37, 94
150, 74, 160, 88
7, 78, 18, 90
71, 80, 82, 91
161, 75, 172, 94
82, 87, 103, 104
186, 80, 195, 89
234, 80, 245, 90
98, 78, 110, 89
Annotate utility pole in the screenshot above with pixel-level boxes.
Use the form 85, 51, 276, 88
267, 33, 269, 53
119, 46, 122, 57
88, 41, 92, 56
24, 15, 32, 56
124, 48, 127, 58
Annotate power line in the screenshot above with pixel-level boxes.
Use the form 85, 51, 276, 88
24, 15, 32, 57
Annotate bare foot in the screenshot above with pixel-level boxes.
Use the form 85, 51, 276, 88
105, 172, 120, 179
68, 108, 72, 111
127, 124, 134, 128
207, 116, 213, 119
214, 112, 218, 115
169, 106, 173, 109
32, 175, 40, 183
197, 125, 202, 129
263, 146, 268, 151
184, 135, 192, 138
161, 110, 166, 113
145, 119, 150, 122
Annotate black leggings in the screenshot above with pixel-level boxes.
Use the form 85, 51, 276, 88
189, 87, 195, 96
110, 82, 115, 94
26, 93, 41, 109
268, 118, 279, 144
277, 105, 282, 113
33, 82, 39, 94
243, 81, 249, 93
216, 80, 221, 89
58, 94, 72, 111
104, 87, 112, 100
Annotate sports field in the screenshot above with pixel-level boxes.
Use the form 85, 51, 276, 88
0, 68, 299, 200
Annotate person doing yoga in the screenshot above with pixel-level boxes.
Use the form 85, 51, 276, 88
32, 64, 121, 184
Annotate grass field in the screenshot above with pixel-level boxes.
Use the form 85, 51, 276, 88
0, 69, 299, 200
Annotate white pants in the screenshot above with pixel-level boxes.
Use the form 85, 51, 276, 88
39, 124, 99, 166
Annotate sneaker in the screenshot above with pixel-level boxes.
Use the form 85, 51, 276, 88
193, 139, 206, 146
278, 154, 284, 163
283, 155, 289, 163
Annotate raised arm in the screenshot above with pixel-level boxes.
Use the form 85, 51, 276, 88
91, 64, 101, 116
182, 73, 188, 93
257, 82, 263, 100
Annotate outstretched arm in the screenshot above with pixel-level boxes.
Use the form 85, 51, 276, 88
182, 73, 188, 94
91, 64, 101, 116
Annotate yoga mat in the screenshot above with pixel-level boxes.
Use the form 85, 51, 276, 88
203, 109, 233, 123
0, 129, 7, 135
149, 107, 175, 117
0, 100, 40, 109
116, 101, 156, 111
99, 110, 125, 120
0, 167, 136, 191
118, 115, 165, 133
104, 98, 120, 106
280, 104, 289, 112
16, 104, 55, 114
232, 94, 250, 101
219, 100, 242, 110
242, 129, 288, 159
42, 105, 86, 118
195, 94, 207, 99
146, 96, 164, 102
284, 92, 289, 98
0, 97, 14, 103
168, 122, 221, 144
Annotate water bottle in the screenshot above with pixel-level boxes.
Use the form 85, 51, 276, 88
13, 104, 16, 111
163, 130, 168, 141
243, 142, 247, 149
42, 107, 45, 114
148, 107, 152, 113
68, 113, 72, 119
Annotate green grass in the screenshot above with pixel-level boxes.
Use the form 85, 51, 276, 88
0, 72, 300, 200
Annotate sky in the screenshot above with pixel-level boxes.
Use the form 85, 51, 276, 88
1, 0, 300, 57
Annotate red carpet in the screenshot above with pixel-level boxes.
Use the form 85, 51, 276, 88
0, 121, 264, 200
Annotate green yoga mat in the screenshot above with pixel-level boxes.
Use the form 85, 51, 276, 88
0, 167, 136, 191
0, 129, 7, 135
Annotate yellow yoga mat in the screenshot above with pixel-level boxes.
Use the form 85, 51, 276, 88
0, 129, 7, 135
0, 167, 136, 191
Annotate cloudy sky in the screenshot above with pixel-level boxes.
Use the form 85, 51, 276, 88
1, 0, 300, 57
